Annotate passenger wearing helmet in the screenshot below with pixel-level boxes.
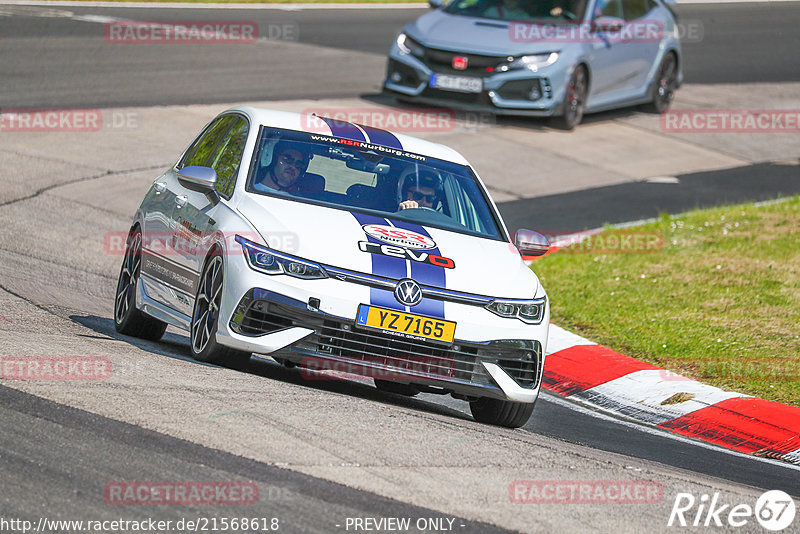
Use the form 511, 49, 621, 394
254, 140, 325, 198
398, 166, 443, 211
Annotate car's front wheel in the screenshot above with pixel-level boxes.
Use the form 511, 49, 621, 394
551, 65, 588, 130
470, 397, 535, 428
190, 251, 251, 369
114, 228, 168, 341
642, 52, 678, 114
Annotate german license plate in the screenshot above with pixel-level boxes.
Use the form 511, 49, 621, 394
429, 73, 483, 93
356, 304, 456, 344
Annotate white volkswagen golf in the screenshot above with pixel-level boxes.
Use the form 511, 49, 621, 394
114, 107, 550, 427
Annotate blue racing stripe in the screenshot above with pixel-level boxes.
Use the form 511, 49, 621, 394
359, 125, 403, 149
351, 212, 405, 312
387, 220, 446, 319
319, 117, 366, 142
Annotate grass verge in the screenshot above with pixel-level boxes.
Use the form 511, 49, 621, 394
532, 195, 800, 406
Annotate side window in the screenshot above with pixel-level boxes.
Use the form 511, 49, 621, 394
622, 0, 652, 20
180, 116, 235, 169
209, 117, 249, 198
595, 0, 623, 18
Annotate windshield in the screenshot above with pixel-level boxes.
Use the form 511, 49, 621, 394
246, 127, 505, 241
444, 0, 589, 22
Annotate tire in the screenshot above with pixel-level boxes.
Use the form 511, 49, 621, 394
190, 251, 251, 369
469, 397, 535, 428
642, 52, 678, 114
374, 379, 419, 397
551, 65, 588, 130
114, 228, 168, 341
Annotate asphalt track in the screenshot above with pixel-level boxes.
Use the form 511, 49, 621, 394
1, 3, 800, 108
1, 3, 800, 533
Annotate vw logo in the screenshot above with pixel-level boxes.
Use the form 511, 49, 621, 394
395, 279, 423, 306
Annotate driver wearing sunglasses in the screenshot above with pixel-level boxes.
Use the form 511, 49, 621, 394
398, 167, 443, 211
254, 140, 324, 198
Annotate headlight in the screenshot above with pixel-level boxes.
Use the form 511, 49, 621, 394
235, 235, 328, 280
396, 33, 425, 58
496, 53, 559, 73
486, 297, 546, 324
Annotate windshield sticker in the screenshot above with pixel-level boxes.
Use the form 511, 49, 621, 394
309, 134, 426, 161
362, 224, 436, 250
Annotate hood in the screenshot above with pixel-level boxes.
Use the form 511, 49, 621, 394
237, 194, 540, 300
407, 10, 566, 56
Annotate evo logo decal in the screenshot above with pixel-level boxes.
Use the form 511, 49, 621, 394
358, 241, 455, 269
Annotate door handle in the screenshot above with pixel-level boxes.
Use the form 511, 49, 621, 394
175, 195, 188, 208
154, 181, 166, 194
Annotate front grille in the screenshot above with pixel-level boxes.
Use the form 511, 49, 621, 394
230, 290, 542, 388
423, 48, 507, 78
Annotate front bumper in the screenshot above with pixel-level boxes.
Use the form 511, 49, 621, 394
224, 287, 546, 403
383, 48, 569, 117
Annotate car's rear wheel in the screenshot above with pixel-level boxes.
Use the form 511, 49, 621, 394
114, 228, 168, 341
374, 379, 419, 397
643, 52, 677, 114
190, 251, 251, 369
470, 397, 535, 428
551, 65, 588, 130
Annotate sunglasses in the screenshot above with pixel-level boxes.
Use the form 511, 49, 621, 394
409, 190, 437, 203
278, 153, 309, 169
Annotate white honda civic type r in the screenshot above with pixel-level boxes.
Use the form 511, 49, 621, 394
114, 106, 551, 427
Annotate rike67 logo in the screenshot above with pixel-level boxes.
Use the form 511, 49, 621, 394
668, 490, 796, 531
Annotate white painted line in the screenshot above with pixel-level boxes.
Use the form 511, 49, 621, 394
546, 324, 596, 355
754, 196, 793, 207
0, 1, 428, 9
541, 391, 800, 472
549, 227, 604, 245
644, 176, 680, 184
574, 369, 747, 425
71, 13, 118, 22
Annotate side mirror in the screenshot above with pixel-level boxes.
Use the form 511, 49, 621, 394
428, 0, 445, 8
592, 16, 624, 33
515, 229, 550, 257
177, 166, 217, 191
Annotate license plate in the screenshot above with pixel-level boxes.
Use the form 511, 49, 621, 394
429, 73, 483, 93
356, 304, 456, 344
